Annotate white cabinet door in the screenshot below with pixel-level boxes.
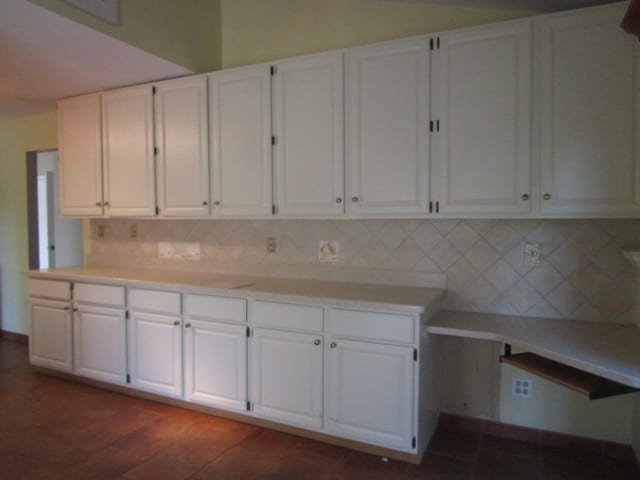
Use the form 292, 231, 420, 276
128, 311, 182, 398
347, 38, 430, 216
73, 305, 127, 385
327, 339, 415, 451
209, 66, 272, 216
58, 94, 104, 216
155, 76, 210, 217
435, 22, 532, 215
184, 319, 247, 412
274, 52, 344, 216
538, 4, 640, 217
250, 328, 323, 429
29, 299, 73, 372
102, 85, 156, 217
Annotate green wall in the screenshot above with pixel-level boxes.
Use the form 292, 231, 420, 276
220, 0, 531, 68
0, 113, 57, 335
27, 0, 222, 73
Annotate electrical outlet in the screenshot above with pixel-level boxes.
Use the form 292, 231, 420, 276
512, 378, 532, 399
130, 224, 137, 239
97, 224, 105, 238
524, 243, 541, 267
319, 240, 339, 262
266, 237, 276, 253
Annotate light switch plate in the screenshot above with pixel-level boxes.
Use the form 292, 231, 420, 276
319, 240, 339, 262
524, 243, 541, 267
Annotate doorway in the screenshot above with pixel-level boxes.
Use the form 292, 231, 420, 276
27, 150, 83, 269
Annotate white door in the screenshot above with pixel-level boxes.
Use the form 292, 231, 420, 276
184, 319, 247, 412
155, 76, 210, 217
57, 94, 103, 216
435, 22, 532, 215
29, 299, 73, 372
538, 4, 640, 216
74, 305, 127, 384
250, 328, 323, 429
327, 339, 415, 451
102, 85, 156, 217
209, 66, 272, 216
347, 37, 430, 216
128, 310, 182, 398
274, 52, 344, 216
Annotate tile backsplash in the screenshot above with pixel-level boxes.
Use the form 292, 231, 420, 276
88, 218, 640, 325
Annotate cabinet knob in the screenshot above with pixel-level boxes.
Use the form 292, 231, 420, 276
73, 308, 78, 312
173, 320, 180, 326
202, 201, 208, 206
213, 201, 220, 206
351, 196, 359, 203
330, 342, 337, 349
336, 198, 342, 204
64, 306, 70, 311
543, 193, 551, 200
96, 202, 102, 207
185, 323, 191, 328
521, 194, 529, 201
104, 201, 109, 207
314, 339, 321, 346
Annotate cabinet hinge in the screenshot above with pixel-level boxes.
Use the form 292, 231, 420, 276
126, 374, 131, 384
413, 348, 418, 362
246, 401, 251, 411
412, 436, 416, 449
436, 201, 440, 214
270, 65, 277, 76
429, 201, 433, 214
430, 38, 434, 50
436, 37, 440, 49
271, 135, 278, 146
272, 205, 278, 215
152, 86, 157, 95
246, 327, 251, 337
154, 146, 158, 155
125, 310, 129, 319
436, 120, 440, 132
70, 282, 75, 293
429, 120, 434, 132
155, 206, 160, 215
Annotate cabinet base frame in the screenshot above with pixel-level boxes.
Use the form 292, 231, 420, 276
32, 366, 423, 464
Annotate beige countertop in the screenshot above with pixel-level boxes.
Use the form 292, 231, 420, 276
27, 266, 445, 314
428, 310, 640, 389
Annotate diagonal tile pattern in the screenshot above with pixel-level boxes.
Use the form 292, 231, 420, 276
88, 219, 640, 325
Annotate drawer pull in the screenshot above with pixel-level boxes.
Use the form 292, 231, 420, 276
330, 342, 337, 349
314, 339, 321, 346
173, 320, 180, 326
185, 323, 191, 328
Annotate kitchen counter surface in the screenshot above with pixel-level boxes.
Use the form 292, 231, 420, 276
428, 310, 640, 388
27, 266, 445, 314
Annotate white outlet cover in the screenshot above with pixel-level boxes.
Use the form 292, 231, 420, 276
319, 240, 339, 262
524, 243, 541, 267
512, 378, 532, 399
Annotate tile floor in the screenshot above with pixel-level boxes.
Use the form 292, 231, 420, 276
1, 339, 638, 479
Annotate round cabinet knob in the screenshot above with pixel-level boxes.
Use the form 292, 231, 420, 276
336, 198, 342, 204
314, 339, 321, 346
352, 196, 359, 203
104, 201, 109, 207
173, 320, 180, 326
185, 323, 191, 328
521, 194, 529, 201
543, 193, 551, 200
64, 306, 70, 311
202, 201, 208, 206
213, 201, 220, 206
96, 202, 102, 207
330, 342, 337, 349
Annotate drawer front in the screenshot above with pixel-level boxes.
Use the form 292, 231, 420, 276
329, 309, 416, 344
129, 289, 181, 315
75, 283, 125, 307
252, 301, 323, 332
185, 294, 246, 324
28, 279, 71, 301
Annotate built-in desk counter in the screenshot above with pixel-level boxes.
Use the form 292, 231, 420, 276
427, 310, 640, 389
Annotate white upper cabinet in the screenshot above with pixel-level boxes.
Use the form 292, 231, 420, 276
209, 66, 273, 217
347, 37, 431, 216
538, 3, 640, 217
58, 94, 104, 216
434, 22, 532, 216
102, 85, 156, 217
274, 52, 345, 217
155, 77, 210, 217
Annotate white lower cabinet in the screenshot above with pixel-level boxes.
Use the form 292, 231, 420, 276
74, 305, 126, 384
128, 289, 183, 398
30, 299, 73, 372
327, 339, 415, 451
250, 328, 324, 430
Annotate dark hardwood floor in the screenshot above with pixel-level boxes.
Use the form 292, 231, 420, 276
0, 339, 637, 479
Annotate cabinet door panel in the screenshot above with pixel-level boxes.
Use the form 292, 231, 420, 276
251, 328, 323, 429
539, 4, 640, 216
209, 66, 272, 216
74, 306, 126, 384
30, 300, 73, 372
156, 76, 210, 217
128, 311, 182, 398
347, 38, 430, 215
275, 52, 344, 216
436, 22, 532, 215
58, 94, 103, 216
328, 339, 414, 451
184, 319, 247, 412
102, 86, 156, 217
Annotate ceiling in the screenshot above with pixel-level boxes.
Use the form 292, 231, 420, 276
386, 0, 621, 11
0, 0, 191, 120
